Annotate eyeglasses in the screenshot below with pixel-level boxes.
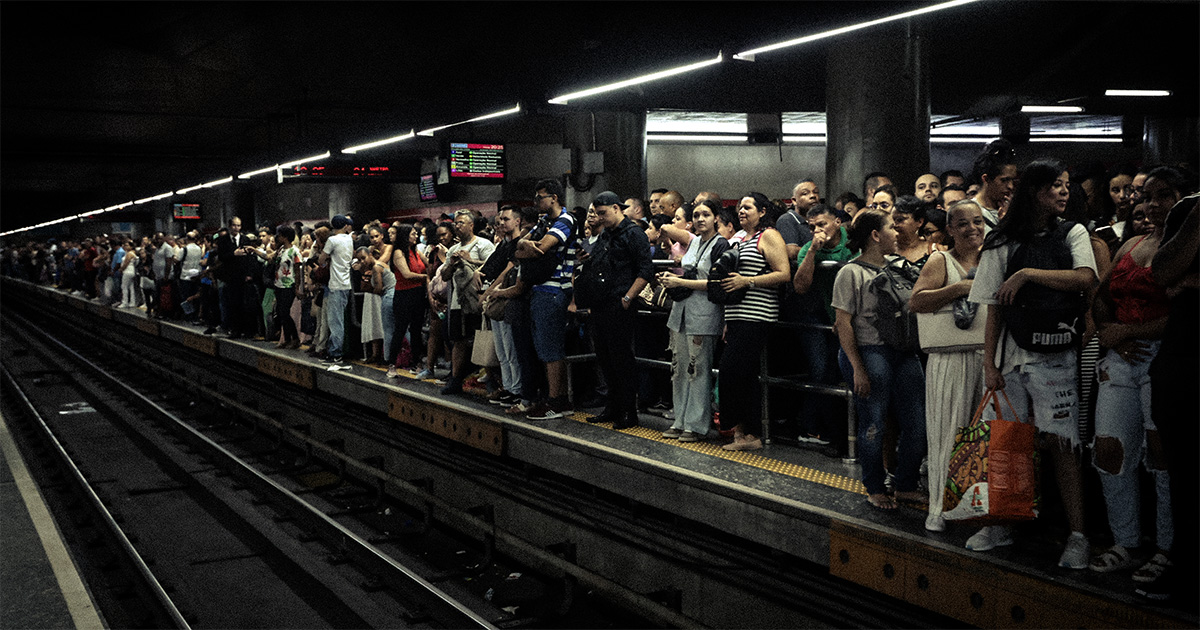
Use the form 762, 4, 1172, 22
868, 202, 893, 210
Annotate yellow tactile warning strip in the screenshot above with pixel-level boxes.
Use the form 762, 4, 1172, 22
563, 411, 867, 495
338, 357, 866, 495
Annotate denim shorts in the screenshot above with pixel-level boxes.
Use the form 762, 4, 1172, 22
530, 287, 569, 363
990, 359, 1080, 447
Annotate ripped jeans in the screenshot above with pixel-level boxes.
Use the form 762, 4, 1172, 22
669, 329, 716, 436
1093, 341, 1173, 551
838, 345, 927, 496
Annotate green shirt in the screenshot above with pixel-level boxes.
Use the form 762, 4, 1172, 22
796, 225, 857, 323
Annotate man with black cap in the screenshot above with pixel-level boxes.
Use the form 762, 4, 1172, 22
575, 191, 654, 429
319, 214, 355, 366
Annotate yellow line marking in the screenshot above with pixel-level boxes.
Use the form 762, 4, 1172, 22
0, 413, 105, 629
565, 412, 867, 495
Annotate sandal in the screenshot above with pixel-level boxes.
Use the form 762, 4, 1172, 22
867, 494, 898, 511
1089, 545, 1138, 573
1132, 552, 1171, 583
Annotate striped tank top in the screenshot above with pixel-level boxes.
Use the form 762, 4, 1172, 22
726, 229, 781, 323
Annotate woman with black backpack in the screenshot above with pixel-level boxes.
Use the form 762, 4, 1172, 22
966, 158, 1099, 569
832, 208, 927, 512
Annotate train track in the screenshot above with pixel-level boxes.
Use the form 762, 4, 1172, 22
2, 289, 955, 629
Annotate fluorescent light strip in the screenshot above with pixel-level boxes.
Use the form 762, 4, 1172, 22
1029, 137, 1122, 143
418, 104, 521, 137
201, 176, 233, 188
1022, 105, 1084, 113
281, 152, 331, 168
1105, 89, 1171, 97
734, 0, 977, 59
237, 165, 279, 180
931, 137, 994, 143
782, 135, 827, 143
135, 192, 173, 204
342, 131, 415, 154
549, 52, 723, 105
646, 134, 747, 142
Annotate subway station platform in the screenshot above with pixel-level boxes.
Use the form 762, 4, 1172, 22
6, 279, 1196, 629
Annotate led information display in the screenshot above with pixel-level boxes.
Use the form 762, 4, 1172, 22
449, 143, 505, 179
288, 164, 394, 178
173, 203, 201, 220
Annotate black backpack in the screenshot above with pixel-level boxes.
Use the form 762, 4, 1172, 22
1001, 220, 1085, 353
519, 212, 577, 286
851, 257, 922, 352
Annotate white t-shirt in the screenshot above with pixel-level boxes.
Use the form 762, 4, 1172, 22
152, 244, 175, 280
323, 232, 355, 290
968, 223, 1097, 374
177, 243, 203, 280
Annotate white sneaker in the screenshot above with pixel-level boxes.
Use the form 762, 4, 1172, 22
1058, 532, 1090, 570
965, 525, 1013, 551
924, 513, 946, 532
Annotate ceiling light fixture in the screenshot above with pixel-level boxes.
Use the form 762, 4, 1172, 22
733, 0, 977, 60
1105, 89, 1171, 97
342, 131, 416, 155
176, 183, 207, 194
418, 104, 522, 137
1021, 105, 1084, 113
280, 152, 331, 169
548, 53, 723, 105
930, 137, 994, 144
236, 165, 279, 180
201, 176, 233, 188
646, 134, 747, 142
134, 192, 174, 205
1029, 137, 1122, 144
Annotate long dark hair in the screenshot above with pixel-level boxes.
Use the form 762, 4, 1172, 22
394, 224, 416, 256
983, 158, 1069, 250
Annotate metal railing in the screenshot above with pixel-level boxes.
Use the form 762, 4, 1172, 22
564, 301, 859, 463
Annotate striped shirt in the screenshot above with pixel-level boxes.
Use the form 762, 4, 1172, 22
726, 229, 781, 323
536, 210, 578, 292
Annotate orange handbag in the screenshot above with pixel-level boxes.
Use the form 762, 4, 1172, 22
942, 388, 1040, 524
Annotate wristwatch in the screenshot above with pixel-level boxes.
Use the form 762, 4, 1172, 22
749, 279, 756, 288
621, 295, 632, 303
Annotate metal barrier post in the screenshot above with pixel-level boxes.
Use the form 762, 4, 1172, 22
760, 346, 771, 445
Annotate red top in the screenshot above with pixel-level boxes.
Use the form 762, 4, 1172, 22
1109, 236, 1169, 325
393, 248, 425, 291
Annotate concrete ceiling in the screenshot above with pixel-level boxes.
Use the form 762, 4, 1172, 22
3, 1, 1197, 232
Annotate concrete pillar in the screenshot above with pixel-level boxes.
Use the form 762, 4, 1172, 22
825, 22, 931, 201
1144, 116, 1199, 168
561, 111, 646, 209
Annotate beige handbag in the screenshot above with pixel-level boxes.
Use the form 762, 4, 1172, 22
471, 318, 499, 367
917, 251, 986, 353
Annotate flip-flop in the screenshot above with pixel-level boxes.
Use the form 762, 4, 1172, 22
867, 494, 898, 511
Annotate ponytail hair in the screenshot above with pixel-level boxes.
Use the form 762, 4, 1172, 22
847, 208, 890, 252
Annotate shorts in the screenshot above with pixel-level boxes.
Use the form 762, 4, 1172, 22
447, 309, 481, 343
988, 358, 1080, 447
530, 287, 569, 363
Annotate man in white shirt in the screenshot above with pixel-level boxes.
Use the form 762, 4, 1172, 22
319, 214, 355, 365
440, 209, 495, 394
